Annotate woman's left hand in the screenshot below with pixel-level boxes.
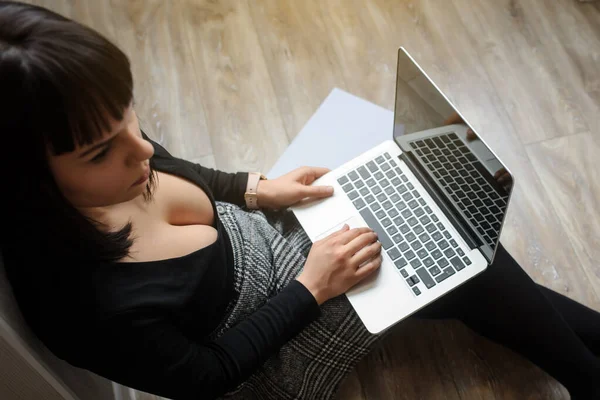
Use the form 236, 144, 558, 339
256, 166, 334, 209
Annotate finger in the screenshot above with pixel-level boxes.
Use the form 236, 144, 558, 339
337, 227, 373, 245
302, 184, 334, 198
350, 239, 381, 267
497, 173, 512, 185
296, 166, 331, 183
466, 129, 477, 141
494, 168, 507, 179
345, 230, 378, 256
443, 112, 463, 125
322, 224, 350, 242
354, 255, 382, 281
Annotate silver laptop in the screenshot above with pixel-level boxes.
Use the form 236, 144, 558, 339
290, 47, 514, 334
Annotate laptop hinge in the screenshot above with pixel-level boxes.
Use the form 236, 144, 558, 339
398, 152, 486, 258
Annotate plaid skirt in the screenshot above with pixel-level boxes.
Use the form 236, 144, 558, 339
210, 202, 380, 400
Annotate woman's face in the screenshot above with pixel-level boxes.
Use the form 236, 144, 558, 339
48, 105, 155, 209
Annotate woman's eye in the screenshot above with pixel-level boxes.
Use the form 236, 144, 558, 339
91, 147, 110, 163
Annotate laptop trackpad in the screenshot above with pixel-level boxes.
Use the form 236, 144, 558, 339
315, 215, 367, 241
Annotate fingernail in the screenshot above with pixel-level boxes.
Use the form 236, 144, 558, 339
326, 186, 334, 194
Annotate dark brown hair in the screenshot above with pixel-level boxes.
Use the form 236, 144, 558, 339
0, 1, 156, 263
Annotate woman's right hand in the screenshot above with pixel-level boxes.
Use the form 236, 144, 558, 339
296, 225, 382, 305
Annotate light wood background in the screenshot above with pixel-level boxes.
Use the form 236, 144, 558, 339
12, 0, 600, 399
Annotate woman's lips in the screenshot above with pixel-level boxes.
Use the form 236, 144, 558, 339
132, 166, 150, 186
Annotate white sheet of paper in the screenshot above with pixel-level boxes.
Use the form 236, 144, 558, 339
267, 88, 399, 178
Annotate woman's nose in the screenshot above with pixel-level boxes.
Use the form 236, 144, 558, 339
126, 130, 154, 163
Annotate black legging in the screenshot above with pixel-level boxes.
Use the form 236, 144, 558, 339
412, 244, 600, 399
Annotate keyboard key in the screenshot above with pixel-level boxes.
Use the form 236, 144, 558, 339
399, 224, 410, 234
410, 259, 422, 269
435, 268, 455, 283
391, 177, 402, 186
417, 248, 428, 258
355, 180, 365, 189
380, 178, 390, 187
449, 256, 466, 271
438, 240, 449, 250
359, 208, 393, 250
436, 222, 445, 231
450, 239, 458, 248
388, 208, 399, 218
383, 201, 393, 210
429, 266, 441, 276
426, 224, 436, 233
419, 233, 430, 243
372, 186, 382, 195
407, 182, 414, 190
359, 187, 369, 196
444, 248, 455, 258
424, 206, 432, 214
348, 191, 359, 200
392, 234, 403, 244
398, 184, 408, 194
370, 202, 381, 212
376, 156, 385, 164
353, 198, 366, 209
408, 200, 418, 209
399, 242, 410, 252
374, 171, 384, 180
390, 160, 397, 167
407, 217, 418, 227
358, 166, 370, 179
388, 247, 401, 260
337, 176, 349, 185
367, 161, 378, 172
401, 209, 412, 218
414, 208, 425, 217
411, 275, 420, 284
384, 186, 395, 195
349, 171, 359, 181
366, 178, 376, 187
405, 250, 416, 260
420, 216, 431, 226
381, 163, 391, 172
384, 152, 391, 160
390, 193, 401, 203
398, 264, 408, 274
438, 258, 449, 268
407, 277, 416, 287
432, 232, 443, 241
342, 183, 353, 193
457, 248, 465, 257
381, 218, 392, 227
365, 195, 376, 204
416, 268, 436, 289
443, 231, 452, 239
414, 225, 425, 235
411, 241, 422, 250
386, 170, 396, 179
413, 287, 421, 296
375, 209, 386, 219
393, 216, 404, 226
377, 193, 386, 202
423, 257, 434, 267
396, 202, 407, 211
402, 192, 413, 201
431, 249, 443, 260
387, 226, 398, 236
463, 257, 472, 266
405, 232, 416, 242
432, 215, 439, 222
425, 241, 436, 251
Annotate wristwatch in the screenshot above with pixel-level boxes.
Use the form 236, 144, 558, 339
244, 172, 267, 209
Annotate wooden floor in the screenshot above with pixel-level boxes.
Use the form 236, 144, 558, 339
28, 0, 600, 399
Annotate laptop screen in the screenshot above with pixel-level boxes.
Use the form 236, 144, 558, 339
392, 48, 513, 262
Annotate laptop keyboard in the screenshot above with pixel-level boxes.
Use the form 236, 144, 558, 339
410, 133, 509, 248
337, 152, 471, 296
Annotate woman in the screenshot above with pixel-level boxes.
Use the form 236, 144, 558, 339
1, 2, 599, 399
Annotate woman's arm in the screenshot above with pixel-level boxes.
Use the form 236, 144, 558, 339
89, 280, 320, 400
143, 132, 249, 206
